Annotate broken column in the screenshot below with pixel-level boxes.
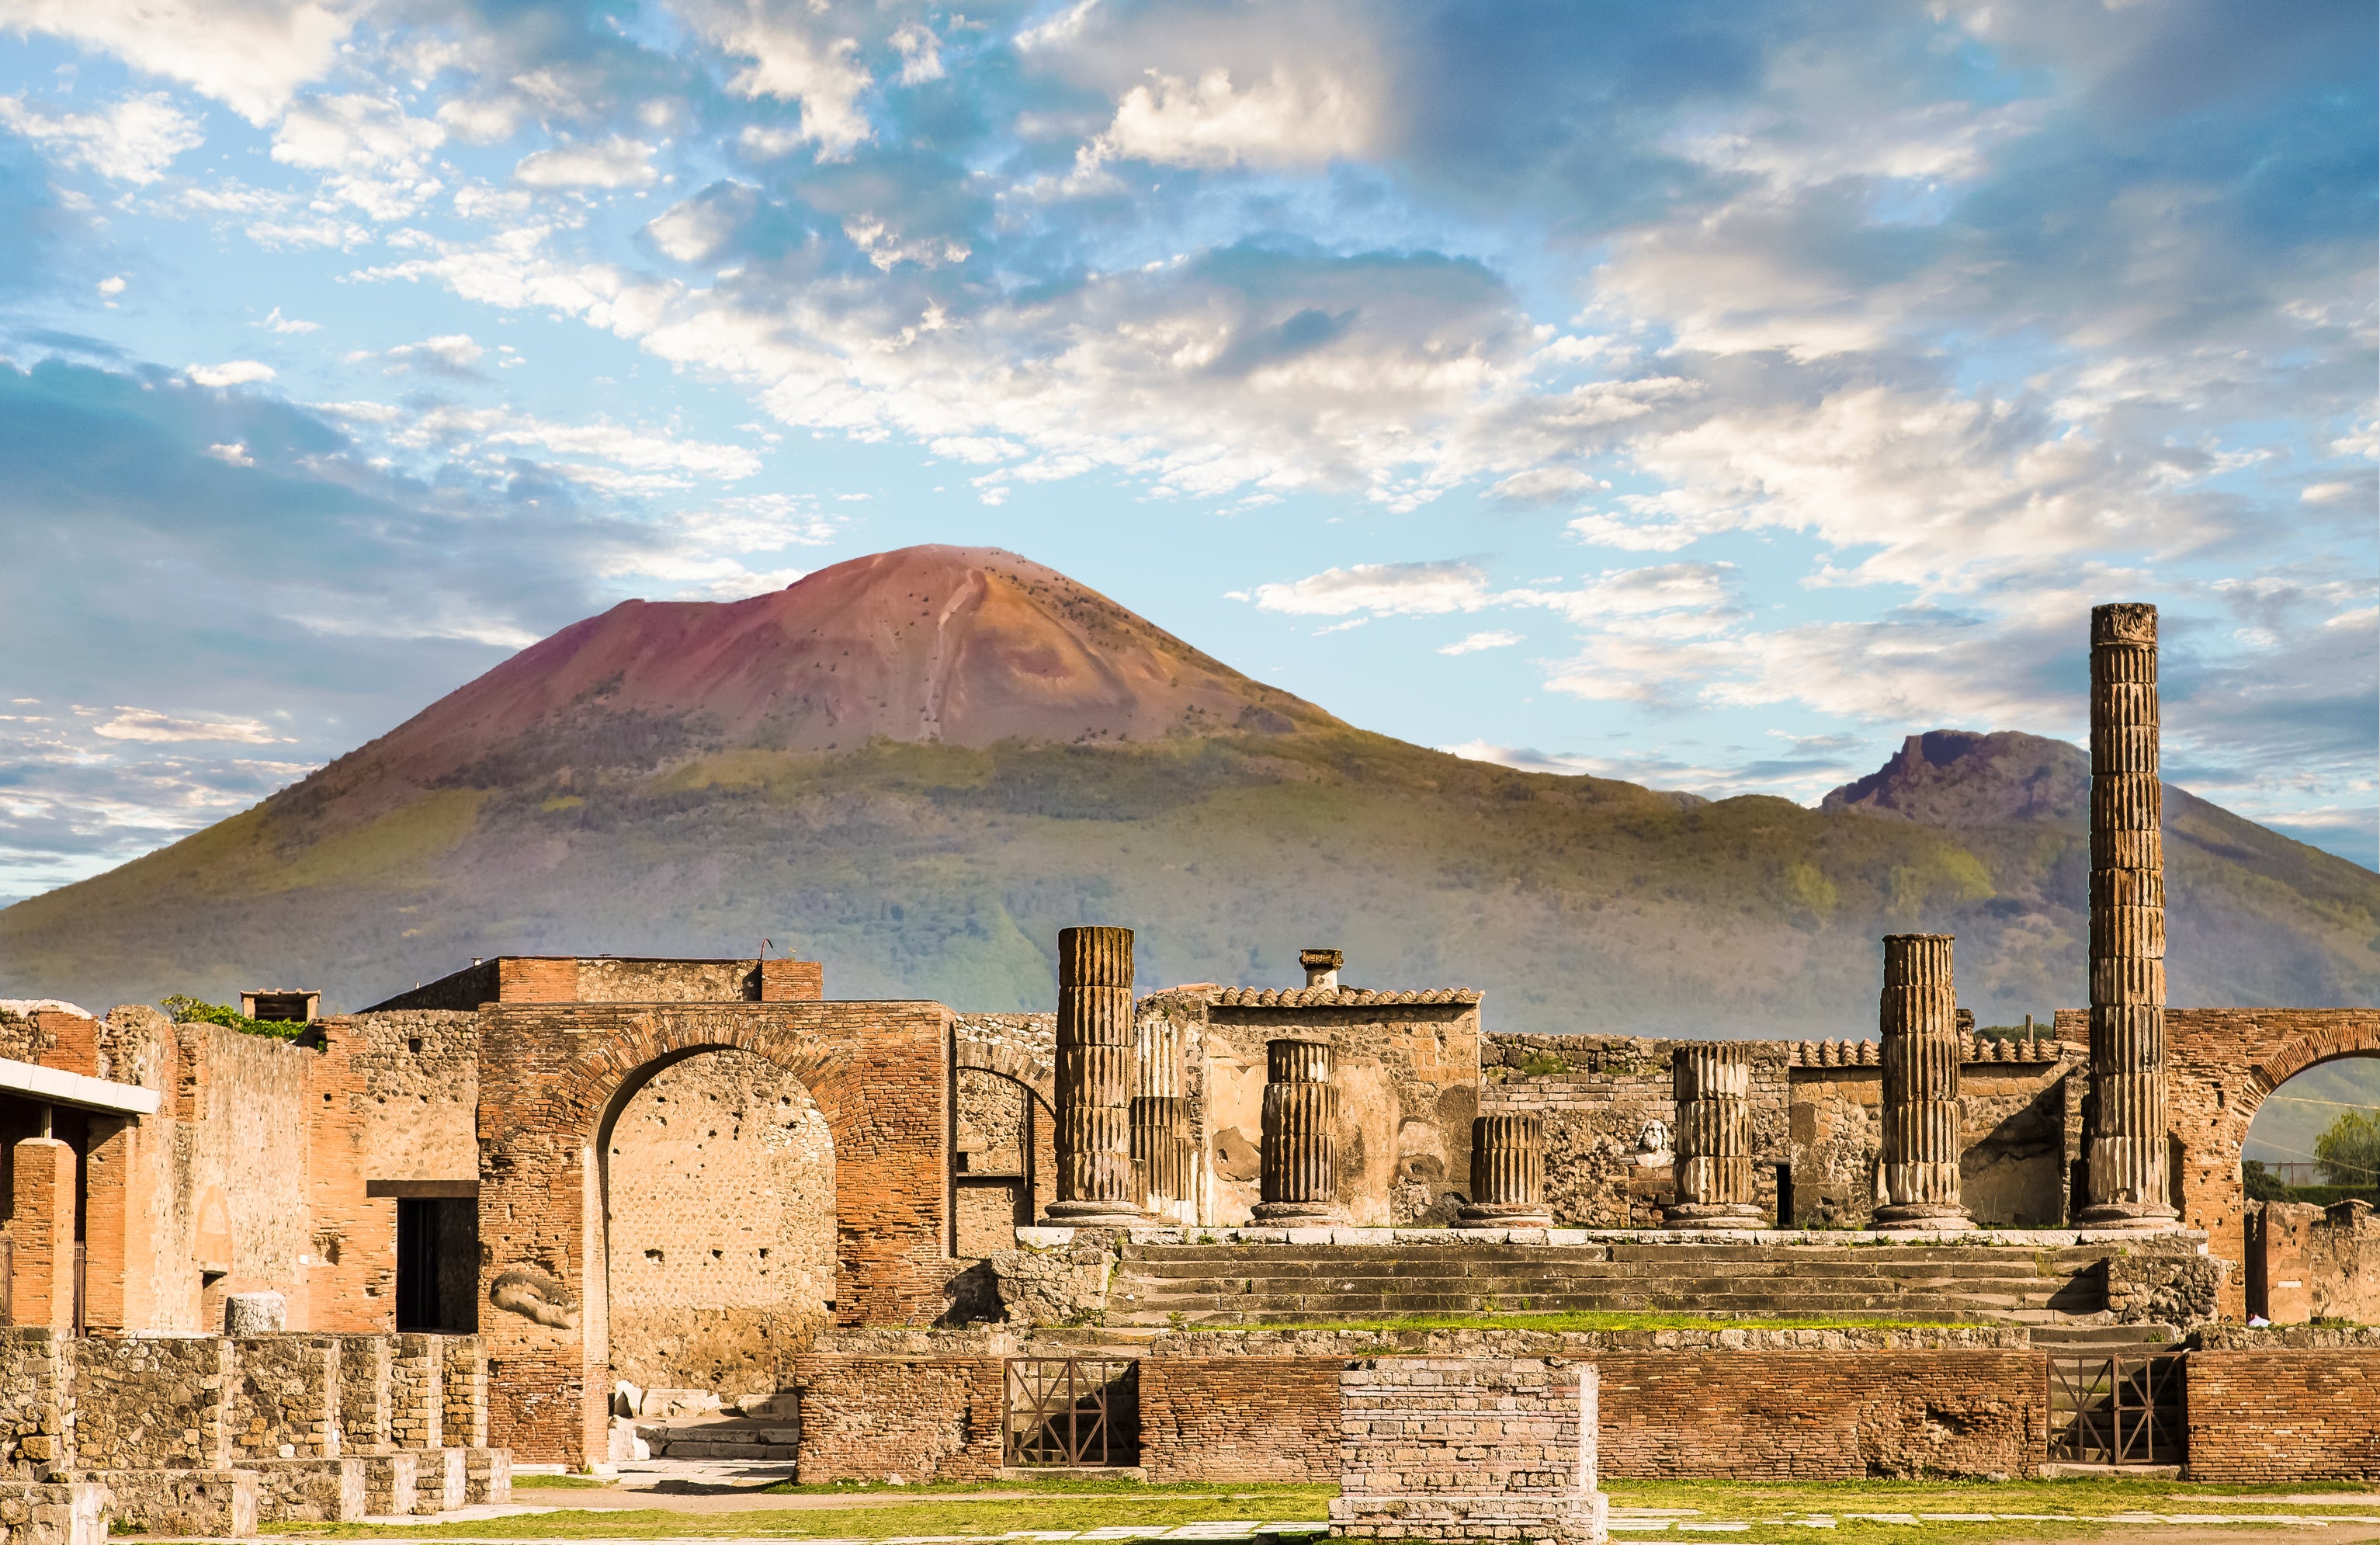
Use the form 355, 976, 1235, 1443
1875, 933, 1971, 1231
1456, 1113, 1553, 1228
1131, 1008, 1195, 1224
1253, 1038, 1341, 1225
1046, 925, 1144, 1226
2080, 601, 2179, 1229
1664, 1044, 1763, 1229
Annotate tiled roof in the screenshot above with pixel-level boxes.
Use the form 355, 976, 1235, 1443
1202, 985, 1481, 1009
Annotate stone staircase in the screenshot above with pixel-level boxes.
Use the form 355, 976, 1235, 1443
630, 1415, 801, 1460
1107, 1238, 2122, 1325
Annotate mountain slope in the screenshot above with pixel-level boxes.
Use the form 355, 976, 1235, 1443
2, 549, 2375, 1034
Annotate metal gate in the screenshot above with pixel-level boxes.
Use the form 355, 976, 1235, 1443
1004, 1358, 1138, 1467
2048, 1353, 2186, 1466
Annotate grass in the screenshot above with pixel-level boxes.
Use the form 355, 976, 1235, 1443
251, 1475, 2380, 1543
506, 1475, 607, 1490
1178, 1311, 1986, 1333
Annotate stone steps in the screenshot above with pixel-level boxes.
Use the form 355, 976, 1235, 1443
630, 1420, 800, 1460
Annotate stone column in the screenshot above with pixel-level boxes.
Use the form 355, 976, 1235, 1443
1253, 1039, 1341, 1224
1131, 1009, 1195, 1222
1456, 1113, 1553, 1228
2080, 602, 2178, 1229
1664, 1045, 1763, 1228
1875, 933, 1971, 1231
1046, 925, 1144, 1225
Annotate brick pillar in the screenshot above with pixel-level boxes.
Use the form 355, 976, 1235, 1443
2080, 601, 2179, 1229
758, 959, 824, 1002
1665, 1045, 1762, 1228
1131, 1011, 1194, 1224
11, 1137, 78, 1331
1875, 933, 1972, 1231
1253, 1039, 1341, 1225
1046, 925, 1143, 1225
81, 1113, 152, 1334
1456, 1113, 1553, 1228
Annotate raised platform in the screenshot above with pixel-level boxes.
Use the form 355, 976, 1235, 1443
1027, 1225, 2208, 1248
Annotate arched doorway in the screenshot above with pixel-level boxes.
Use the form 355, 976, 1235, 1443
474, 1000, 952, 1464
602, 1050, 836, 1404
2238, 1052, 2378, 1323
954, 1066, 1053, 1255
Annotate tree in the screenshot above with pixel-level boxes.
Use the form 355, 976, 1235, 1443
2312, 1107, 2380, 1190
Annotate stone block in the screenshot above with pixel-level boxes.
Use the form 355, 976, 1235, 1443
224, 1295, 287, 1336
0, 1481, 109, 1545
358, 1452, 416, 1518
463, 1448, 512, 1505
248, 1457, 365, 1523
75, 1468, 256, 1539
1330, 1358, 1605, 1543
411, 1447, 466, 1514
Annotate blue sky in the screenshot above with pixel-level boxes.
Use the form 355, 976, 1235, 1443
0, 0, 2372, 901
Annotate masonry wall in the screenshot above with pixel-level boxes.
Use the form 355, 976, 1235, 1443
188, 1027, 314, 1330
1484, 1035, 1787, 1227
1138, 1358, 1341, 1483
605, 1050, 834, 1401
1180, 991, 1480, 1227
71, 1335, 233, 1469
2249, 1202, 2380, 1325
0, 1331, 72, 1481
2185, 1352, 2380, 1481
787, 1355, 1002, 1482
1786, 1054, 2073, 1229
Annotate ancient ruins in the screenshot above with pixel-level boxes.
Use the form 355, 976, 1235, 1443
0, 603, 2372, 1543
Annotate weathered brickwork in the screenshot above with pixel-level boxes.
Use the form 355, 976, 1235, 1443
2250, 1200, 2380, 1323
231, 1337, 342, 1461
474, 999, 950, 1464
367, 957, 822, 1012
71, 1336, 231, 1470
786, 1355, 1001, 1483
2184, 1352, 2380, 1481
607, 1050, 834, 1400
1139, 1358, 1341, 1483
1329, 1358, 1605, 1543
2060, 1005, 2380, 1318
0, 1331, 73, 1481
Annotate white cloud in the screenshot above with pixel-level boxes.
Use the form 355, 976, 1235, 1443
513, 137, 659, 189
376, 334, 484, 375
0, 0, 350, 123
1438, 630, 1521, 655
203, 442, 255, 466
890, 22, 944, 85
95, 276, 126, 297
272, 93, 442, 173
1485, 467, 1597, 505
1098, 65, 1373, 170
259, 307, 318, 333
92, 707, 279, 744
186, 360, 276, 387
1240, 560, 1494, 617
677, 0, 873, 157
0, 92, 203, 183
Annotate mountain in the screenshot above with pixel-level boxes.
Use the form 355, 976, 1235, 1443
3, 546, 2375, 1035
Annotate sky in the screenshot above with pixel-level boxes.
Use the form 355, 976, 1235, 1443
0, 0, 2372, 904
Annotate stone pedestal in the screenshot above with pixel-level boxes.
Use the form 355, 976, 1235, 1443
1253, 1039, 1341, 1225
1330, 1358, 1607, 1543
2080, 602, 2179, 1230
1046, 925, 1145, 1226
1132, 1009, 1195, 1221
1664, 1045, 1763, 1228
1875, 933, 1971, 1231
1456, 1113, 1553, 1228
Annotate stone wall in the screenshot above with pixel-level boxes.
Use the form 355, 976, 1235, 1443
2184, 1352, 2380, 1481
1138, 1358, 1341, 1483
337, 1336, 392, 1453
71, 1336, 231, 1470
2250, 1200, 2379, 1325
231, 1337, 340, 1461
605, 1050, 835, 1401
0, 1331, 72, 1481
369, 957, 808, 1012
786, 1355, 1002, 1483
439, 1338, 487, 1450
1485, 1035, 1787, 1227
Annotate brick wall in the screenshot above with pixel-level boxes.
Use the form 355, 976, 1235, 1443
195, 1027, 314, 1328
475, 999, 951, 1464
788, 1355, 1001, 1482
71, 1335, 234, 1470
2250, 1201, 2380, 1323
606, 1050, 834, 1401
1139, 1358, 1341, 1483
2186, 1352, 2380, 1481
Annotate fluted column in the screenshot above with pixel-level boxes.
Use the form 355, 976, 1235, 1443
1253, 1039, 1341, 1224
2080, 602, 2178, 1229
1875, 933, 1971, 1231
1665, 1043, 1762, 1228
1131, 1009, 1195, 1222
1046, 925, 1145, 1225
1455, 1113, 1553, 1228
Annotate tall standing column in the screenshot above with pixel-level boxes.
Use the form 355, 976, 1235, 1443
1046, 925, 1145, 1226
1875, 933, 1971, 1231
1253, 1039, 1341, 1224
1664, 1044, 1763, 1228
2080, 602, 2178, 1229
1455, 1113, 1553, 1228
1132, 1009, 1195, 1223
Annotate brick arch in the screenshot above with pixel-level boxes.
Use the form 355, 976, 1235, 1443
2245, 1022, 2380, 1110
953, 1037, 1056, 1114
474, 999, 952, 1467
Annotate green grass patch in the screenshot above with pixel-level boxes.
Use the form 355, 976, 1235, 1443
506, 1475, 607, 1490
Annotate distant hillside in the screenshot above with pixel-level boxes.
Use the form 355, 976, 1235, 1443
2, 547, 2375, 1035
